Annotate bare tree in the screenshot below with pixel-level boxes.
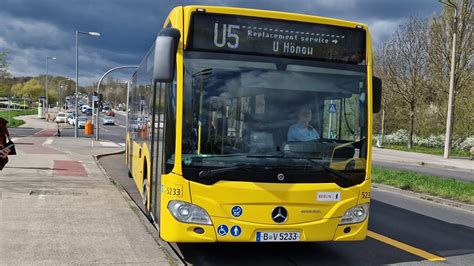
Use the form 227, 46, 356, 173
428, 0, 473, 137
379, 16, 430, 148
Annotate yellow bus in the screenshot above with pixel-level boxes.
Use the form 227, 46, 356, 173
126, 5, 381, 243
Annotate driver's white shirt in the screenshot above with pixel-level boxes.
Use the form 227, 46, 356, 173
287, 123, 320, 141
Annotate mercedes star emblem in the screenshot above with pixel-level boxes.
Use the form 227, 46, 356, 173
272, 206, 288, 223
277, 173, 285, 181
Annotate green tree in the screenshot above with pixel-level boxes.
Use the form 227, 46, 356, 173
21, 79, 44, 100
11, 82, 23, 97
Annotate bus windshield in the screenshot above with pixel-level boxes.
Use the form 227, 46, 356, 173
182, 51, 367, 185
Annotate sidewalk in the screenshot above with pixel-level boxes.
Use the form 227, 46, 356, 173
372, 147, 474, 172
0, 116, 172, 264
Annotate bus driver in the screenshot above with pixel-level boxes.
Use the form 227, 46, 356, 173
287, 106, 320, 142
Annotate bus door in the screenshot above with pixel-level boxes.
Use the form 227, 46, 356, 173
150, 82, 167, 221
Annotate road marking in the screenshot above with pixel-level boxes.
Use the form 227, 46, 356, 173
43, 138, 54, 145
117, 125, 126, 128
99, 141, 119, 147
368, 231, 445, 262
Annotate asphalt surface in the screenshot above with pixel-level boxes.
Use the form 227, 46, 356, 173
17, 112, 127, 143
100, 153, 474, 265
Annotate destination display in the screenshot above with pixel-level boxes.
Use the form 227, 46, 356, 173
188, 13, 366, 64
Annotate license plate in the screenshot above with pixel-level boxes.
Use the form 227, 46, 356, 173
256, 231, 300, 242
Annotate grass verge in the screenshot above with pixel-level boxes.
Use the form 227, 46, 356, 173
372, 167, 474, 204
384, 144, 470, 157
0, 109, 37, 127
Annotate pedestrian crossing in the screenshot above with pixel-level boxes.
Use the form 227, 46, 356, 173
98, 141, 119, 147
18, 133, 124, 149
98, 141, 125, 147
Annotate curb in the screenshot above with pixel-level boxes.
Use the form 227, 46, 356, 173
95, 149, 125, 159
93, 152, 185, 266
372, 182, 474, 213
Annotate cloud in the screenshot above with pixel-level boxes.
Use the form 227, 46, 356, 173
0, 0, 442, 85
368, 19, 406, 48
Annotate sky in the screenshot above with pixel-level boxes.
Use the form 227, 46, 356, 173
0, 0, 442, 86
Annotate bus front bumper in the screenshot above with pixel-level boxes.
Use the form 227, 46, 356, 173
160, 213, 368, 242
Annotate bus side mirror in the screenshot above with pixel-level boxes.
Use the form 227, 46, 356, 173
373, 76, 382, 113
153, 28, 181, 83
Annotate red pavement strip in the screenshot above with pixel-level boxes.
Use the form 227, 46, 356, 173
53, 160, 88, 177
34, 129, 58, 137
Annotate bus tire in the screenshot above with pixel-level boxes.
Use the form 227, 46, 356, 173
142, 179, 148, 209
142, 178, 152, 220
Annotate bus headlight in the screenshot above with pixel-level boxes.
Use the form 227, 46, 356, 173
339, 203, 369, 225
168, 200, 212, 225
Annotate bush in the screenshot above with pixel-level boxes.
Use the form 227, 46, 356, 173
458, 136, 474, 151
376, 130, 473, 151
383, 129, 408, 145
414, 134, 444, 148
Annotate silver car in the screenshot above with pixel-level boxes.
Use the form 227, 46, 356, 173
102, 116, 115, 125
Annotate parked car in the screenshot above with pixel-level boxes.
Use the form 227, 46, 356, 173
85, 107, 93, 115
54, 112, 68, 123
102, 115, 115, 125
68, 114, 76, 125
105, 110, 115, 117
81, 105, 91, 113
101, 106, 110, 113
130, 119, 139, 131
76, 116, 89, 129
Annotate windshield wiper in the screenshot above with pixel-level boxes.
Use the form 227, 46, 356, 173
198, 164, 257, 178
246, 154, 285, 158
304, 158, 352, 183
187, 154, 246, 162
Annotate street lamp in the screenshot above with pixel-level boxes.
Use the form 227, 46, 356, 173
438, 0, 457, 159
58, 84, 66, 111
75, 31, 101, 137
45, 56, 56, 118
93, 65, 138, 141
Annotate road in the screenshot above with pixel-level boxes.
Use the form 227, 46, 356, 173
100, 152, 474, 265
11, 112, 127, 144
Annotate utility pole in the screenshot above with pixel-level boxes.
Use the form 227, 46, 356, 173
439, 0, 458, 159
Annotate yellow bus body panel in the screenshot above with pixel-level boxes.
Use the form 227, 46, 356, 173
160, 172, 371, 242
130, 140, 152, 202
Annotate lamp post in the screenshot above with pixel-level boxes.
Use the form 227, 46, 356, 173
438, 0, 457, 159
93, 65, 138, 141
59, 84, 65, 111
45, 56, 56, 118
75, 30, 101, 138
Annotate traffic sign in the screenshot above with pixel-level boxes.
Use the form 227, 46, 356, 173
329, 104, 337, 113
